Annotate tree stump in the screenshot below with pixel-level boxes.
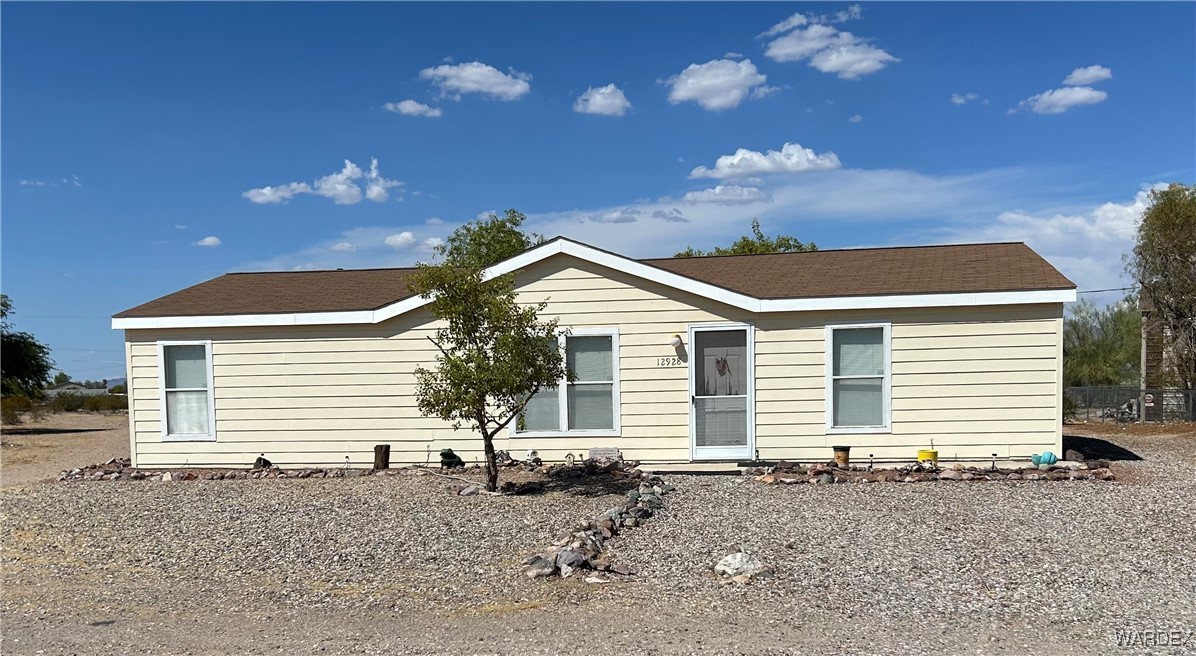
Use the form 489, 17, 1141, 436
373, 444, 391, 470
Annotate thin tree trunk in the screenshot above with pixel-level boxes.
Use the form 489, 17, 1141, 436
482, 428, 499, 492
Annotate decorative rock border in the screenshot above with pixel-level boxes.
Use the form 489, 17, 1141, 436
522, 463, 674, 580
58, 458, 380, 482
744, 459, 1116, 484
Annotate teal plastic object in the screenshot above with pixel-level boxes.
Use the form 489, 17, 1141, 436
1040, 451, 1058, 465
1031, 454, 1043, 466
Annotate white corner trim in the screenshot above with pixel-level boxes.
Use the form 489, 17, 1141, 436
111, 238, 1077, 330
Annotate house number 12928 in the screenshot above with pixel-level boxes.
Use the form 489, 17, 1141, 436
657, 357, 682, 367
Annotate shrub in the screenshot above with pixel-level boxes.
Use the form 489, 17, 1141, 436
1, 395, 34, 424
48, 392, 87, 412
84, 395, 128, 412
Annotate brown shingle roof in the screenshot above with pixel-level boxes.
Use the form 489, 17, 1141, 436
642, 242, 1074, 299
114, 239, 1073, 318
113, 268, 419, 318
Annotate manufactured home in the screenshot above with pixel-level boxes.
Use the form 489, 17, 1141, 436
112, 238, 1075, 469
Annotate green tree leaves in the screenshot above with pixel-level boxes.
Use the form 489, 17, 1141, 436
1127, 183, 1196, 394
1, 295, 55, 398
410, 210, 567, 491
674, 219, 817, 257
1063, 297, 1141, 387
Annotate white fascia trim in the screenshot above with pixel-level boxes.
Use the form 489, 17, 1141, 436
111, 239, 1077, 330
113, 310, 377, 330
761, 288, 1076, 313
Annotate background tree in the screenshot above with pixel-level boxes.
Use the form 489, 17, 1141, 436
1, 295, 55, 397
1063, 296, 1141, 387
1127, 184, 1196, 407
411, 209, 567, 492
674, 218, 817, 257
53, 371, 71, 386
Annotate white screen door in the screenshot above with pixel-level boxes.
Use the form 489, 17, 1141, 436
690, 325, 753, 460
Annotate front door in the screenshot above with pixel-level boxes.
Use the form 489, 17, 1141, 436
689, 324, 754, 460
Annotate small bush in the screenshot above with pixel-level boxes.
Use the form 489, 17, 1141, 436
1, 396, 34, 424
49, 392, 87, 412
84, 395, 128, 412
43, 392, 128, 414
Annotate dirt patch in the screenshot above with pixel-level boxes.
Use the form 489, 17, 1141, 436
0, 413, 129, 487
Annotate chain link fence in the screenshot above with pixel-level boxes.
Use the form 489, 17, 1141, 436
1065, 386, 1196, 423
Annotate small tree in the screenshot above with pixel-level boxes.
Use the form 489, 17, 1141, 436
1127, 184, 1196, 410
53, 371, 71, 386
411, 210, 566, 492
1, 295, 55, 398
1063, 296, 1141, 387
675, 218, 817, 257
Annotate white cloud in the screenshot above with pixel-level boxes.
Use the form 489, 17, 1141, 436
651, 208, 688, 223
683, 185, 772, 205
65, 175, 82, 187
759, 12, 809, 38
750, 85, 782, 100
312, 160, 366, 205
847, 114, 863, 123
418, 61, 531, 101
951, 92, 979, 105
421, 237, 445, 253
724, 51, 745, 59
1013, 86, 1108, 115
364, 158, 402, 202
1063, 65, 1112, 86
243, 159, 402, 205
329, 242, 357, 252
764, 23, 838, 62
426, 216, 445, 225
242, 182, 312, 204
174, 224, 188, 230
941, 184, 1165, 299
194, 236, 222, 247
807, 38, 899, 79
586, 208, 641, 224
384, 99, 443, 117
573, 84, 632, 116
763, 15, 897, 79
19, 179, 46, 186
384, 232, 416, 249
689, 141, 842, 179
665, 59, 770, 111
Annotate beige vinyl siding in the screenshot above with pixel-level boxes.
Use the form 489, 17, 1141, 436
124, 253, 1064, 468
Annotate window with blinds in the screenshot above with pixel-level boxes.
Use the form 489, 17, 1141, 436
827, 324, 890, 431
517, 331, 619, 435
160, 342, 215, 441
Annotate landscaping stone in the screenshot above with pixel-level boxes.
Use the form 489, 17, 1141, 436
524, 557, 557, 579
714, 551, 767, 579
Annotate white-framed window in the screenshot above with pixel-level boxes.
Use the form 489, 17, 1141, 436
515, 328, 620, 437
825, 323, 891, 433
158, 340, 217, 442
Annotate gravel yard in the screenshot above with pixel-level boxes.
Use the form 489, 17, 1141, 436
3, 424, 1195, 654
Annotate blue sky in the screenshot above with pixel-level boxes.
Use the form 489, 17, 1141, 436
3, 2, 1194, 381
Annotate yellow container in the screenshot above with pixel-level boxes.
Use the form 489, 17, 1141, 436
917, 449, 939, 464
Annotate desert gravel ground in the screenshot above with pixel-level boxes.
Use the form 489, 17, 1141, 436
2, 422, 1195, 655
1, 413, 129, 486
